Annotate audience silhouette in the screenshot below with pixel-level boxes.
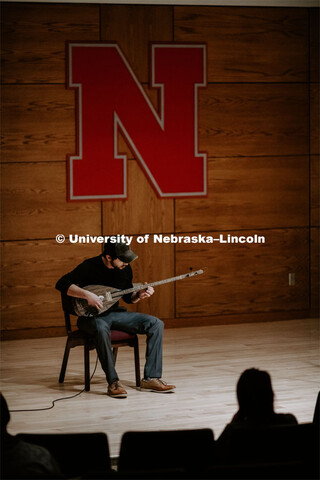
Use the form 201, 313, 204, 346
0, 394, 63, 479
212, 368, 318, 479
1, 375, 317, 480
216, 367, 297, 455
224, 368, 297, 428
313, 390, 319, 426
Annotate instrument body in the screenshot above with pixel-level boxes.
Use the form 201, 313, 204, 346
72, 269, 204, 317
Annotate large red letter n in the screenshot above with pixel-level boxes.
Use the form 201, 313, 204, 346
67, 43, 207, 200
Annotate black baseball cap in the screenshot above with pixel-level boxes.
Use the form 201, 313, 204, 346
103, 240, 138, 263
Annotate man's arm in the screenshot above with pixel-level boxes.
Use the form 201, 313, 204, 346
67, 284, 103, 310
56, 261, 104, 311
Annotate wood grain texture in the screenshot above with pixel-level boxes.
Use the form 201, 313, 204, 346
175, 228, 309, 317
1, 319, 319, 458
1, 85, 75, 163
100, 5, 172, 83
164, 310, 309, 330
174, 7, 308, 83
1, 239, 309, 337
311, 227, 319, 315
2, 311, 312, 340
175, 156, 309, 232
2, 327, 67, 341
0, 238, 173, 333
122, 237, 175, 319
310, 84, 319, 156
1, 162, 101, 241
0, 4, 317, 337
310, 8, 320, 84
311, 156, 319, 227
102, 160, 174, 236
0, 240, 99, 330
199, 84, 309, 157
1, 3, 99, 84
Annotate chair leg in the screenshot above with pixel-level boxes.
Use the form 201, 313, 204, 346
84, 343, 90, 391
133, 338, 141, 387
59, 340, 71, 384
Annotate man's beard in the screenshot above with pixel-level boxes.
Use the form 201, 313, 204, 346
111, 259, 127, 270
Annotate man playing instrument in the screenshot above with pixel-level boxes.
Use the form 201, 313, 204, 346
56, 240, 175, 398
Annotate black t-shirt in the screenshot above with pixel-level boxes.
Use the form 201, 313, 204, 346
55, 255, 134, 313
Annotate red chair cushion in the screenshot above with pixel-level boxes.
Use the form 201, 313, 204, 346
111, 330, 135, 341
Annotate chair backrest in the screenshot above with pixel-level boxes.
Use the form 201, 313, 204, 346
17, 432, 111, 478
118, 428, 214, 474
60, 293, 74, 333
216, 422, 317, 466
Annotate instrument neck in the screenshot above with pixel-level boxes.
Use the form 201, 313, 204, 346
111, 270, 202, 299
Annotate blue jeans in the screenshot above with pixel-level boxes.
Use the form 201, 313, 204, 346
77, 311, 164, 384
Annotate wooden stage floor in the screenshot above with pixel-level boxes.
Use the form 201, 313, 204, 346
1, 318, 319, 458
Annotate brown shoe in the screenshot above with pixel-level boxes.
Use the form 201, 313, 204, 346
107, 381, 127, 398
140, 378, 176, 393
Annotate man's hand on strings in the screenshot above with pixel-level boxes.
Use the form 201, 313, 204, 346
85, 291, 104, 310
132, 283, 154, 303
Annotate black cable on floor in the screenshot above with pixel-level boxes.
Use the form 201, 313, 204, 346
8, 354, 99, 413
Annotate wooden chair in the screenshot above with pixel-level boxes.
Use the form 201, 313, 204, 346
59, 300, 140, 391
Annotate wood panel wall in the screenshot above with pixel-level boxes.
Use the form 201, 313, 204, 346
1, 3, 319, 339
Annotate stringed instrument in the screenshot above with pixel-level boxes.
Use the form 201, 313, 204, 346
72, 269, 204, 317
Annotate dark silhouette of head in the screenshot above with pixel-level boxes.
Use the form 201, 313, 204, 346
236, 368, 274, 421
313, 391, 319, 425
1, 393, 10, 434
